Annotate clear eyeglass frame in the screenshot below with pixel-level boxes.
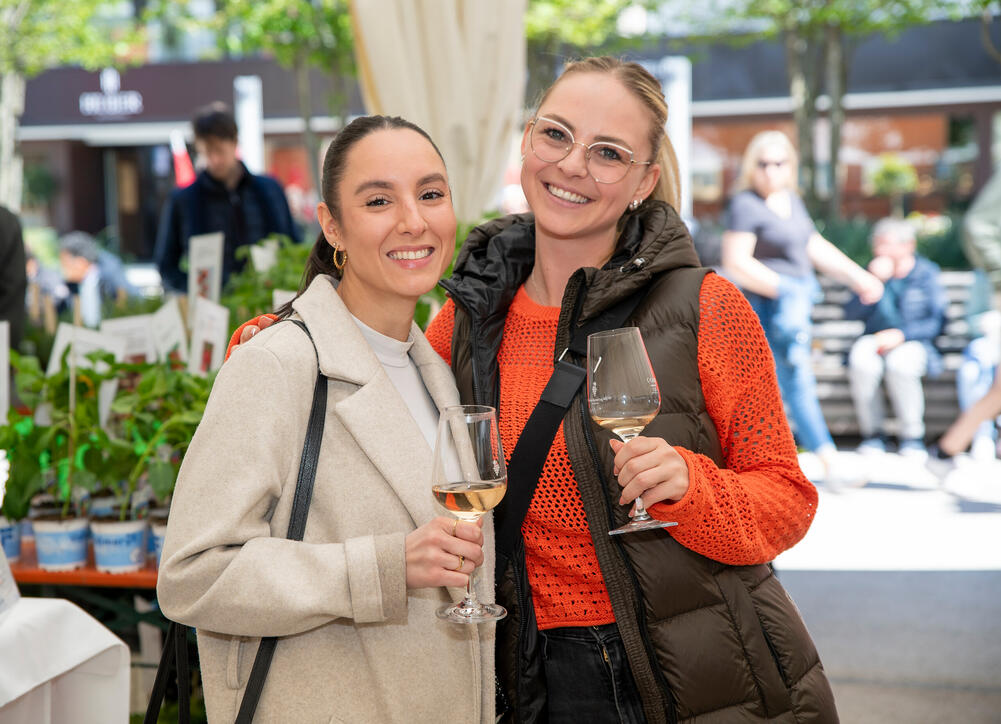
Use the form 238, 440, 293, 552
528, 115, 652, 184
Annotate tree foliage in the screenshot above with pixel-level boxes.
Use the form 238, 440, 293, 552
0, 0, 136, 77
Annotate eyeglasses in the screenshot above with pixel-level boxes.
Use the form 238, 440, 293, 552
757, 160, 788, 170
528, 116, 652, 184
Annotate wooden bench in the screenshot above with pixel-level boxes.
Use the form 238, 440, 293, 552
811, 270, 976, 441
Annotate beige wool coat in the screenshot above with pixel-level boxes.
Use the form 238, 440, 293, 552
157, 275, 495, 724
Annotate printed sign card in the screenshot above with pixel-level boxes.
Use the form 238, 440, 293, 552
0, 322, 8, 423
151, 298, 188, 364
45, 323, 127, 427
250, 238, 279, 273
188, 298, 230, 377
101, 315, 157, 364
272, 289, 297, 312
186, 232, 224, 323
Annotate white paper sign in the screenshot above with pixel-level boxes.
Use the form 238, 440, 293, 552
151, 298, 188, 364
188, 298, 230, 377
187, 232, 224, 323
46, 323, 127, 427
272, 289, 297, 312
0, 322, 8, 424
250, 238, 279, 273
100, 315, 157, 364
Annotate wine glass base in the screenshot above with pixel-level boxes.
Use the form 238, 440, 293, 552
436, 601, 507, 624
608, 518, 678, 536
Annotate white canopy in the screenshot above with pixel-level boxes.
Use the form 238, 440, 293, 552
349, 0, 526, 222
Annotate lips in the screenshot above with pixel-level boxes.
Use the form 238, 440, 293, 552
545, 183, 591, 204
387, 248, 433, 261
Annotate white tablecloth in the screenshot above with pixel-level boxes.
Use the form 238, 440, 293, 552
0, 597, 129, 724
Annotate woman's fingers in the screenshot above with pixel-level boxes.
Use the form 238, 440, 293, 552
609, 437, 690, 506
405, 517, 486, 589
239, 324, 261, 344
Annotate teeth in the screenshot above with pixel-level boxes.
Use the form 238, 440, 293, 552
547, 184, 589, 204
388, 248, 432, 261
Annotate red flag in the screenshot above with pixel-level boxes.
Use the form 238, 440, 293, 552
170, 130, 196, 188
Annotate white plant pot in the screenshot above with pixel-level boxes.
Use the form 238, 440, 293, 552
90, 519, 147, 573
0, 516, 21, 563
33, 518, 89, 571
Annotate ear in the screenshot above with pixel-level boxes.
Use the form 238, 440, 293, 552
316, 202, 341, 247
519, 120, 533, 159
635, 162, 661, 202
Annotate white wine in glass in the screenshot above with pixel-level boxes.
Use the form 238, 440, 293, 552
587, 327, 678, 536
432, 405, 507, 623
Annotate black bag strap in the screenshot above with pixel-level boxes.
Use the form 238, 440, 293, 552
144, 319, 327, 724
495, 288, 647, 555
236, 319, 326, 724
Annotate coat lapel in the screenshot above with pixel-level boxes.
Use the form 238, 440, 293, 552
291, 278, 458, 531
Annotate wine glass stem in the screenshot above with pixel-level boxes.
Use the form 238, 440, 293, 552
617, 432, 652, 520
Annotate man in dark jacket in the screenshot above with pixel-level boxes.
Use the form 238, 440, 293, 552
0, 204, 27, 350
153, 103, 300, 293
845, 217, 947, 458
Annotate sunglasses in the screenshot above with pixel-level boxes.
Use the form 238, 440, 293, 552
757, 160, 788, 170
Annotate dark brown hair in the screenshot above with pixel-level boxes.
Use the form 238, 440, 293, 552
276, 115, 445, 318
192, 102, 238, 142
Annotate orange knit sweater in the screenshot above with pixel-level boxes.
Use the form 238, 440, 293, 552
425, 274, 817, 630
227, 275, 817, 629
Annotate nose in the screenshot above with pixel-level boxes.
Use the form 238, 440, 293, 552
397, 199, 429, 235
556, 142, 590, 178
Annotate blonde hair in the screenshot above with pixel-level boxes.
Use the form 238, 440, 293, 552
536, 56, 680, 212
734, 130, 800, 195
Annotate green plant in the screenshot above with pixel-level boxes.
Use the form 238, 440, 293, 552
867, 153, 918, 217
221, 234, 310, 326
0, 411, 49, 521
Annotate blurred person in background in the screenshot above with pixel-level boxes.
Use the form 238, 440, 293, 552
154, 102, 301, 293
844, 218, 947, 460
938, 169, 1001, 460
0, 205, 27, 350
722, 130, 884, 482
952, 270, 1000, 461
58, 231, 136, 328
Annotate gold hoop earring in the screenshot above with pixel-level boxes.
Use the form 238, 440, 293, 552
332, 245, 347, 272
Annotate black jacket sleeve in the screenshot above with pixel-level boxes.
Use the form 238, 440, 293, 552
0, 206, 27, 349
154, 192, 188, 292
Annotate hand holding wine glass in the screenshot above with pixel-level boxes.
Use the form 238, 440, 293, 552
431, 405, 507, 623
587, 327, 678, 536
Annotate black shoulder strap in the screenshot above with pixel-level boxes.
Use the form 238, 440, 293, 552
495, 288, 647, 555
235, 319, 326, 723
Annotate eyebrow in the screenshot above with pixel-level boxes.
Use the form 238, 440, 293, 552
543, 113, 634, 149
353, 173, 447, 195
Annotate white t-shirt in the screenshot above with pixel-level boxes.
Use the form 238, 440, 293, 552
351, 315, 440, 449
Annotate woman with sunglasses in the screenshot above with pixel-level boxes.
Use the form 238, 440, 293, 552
231, 61, 836, 722
722, 130, 883, 484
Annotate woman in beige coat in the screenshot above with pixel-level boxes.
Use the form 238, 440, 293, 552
157, 116, 495, 724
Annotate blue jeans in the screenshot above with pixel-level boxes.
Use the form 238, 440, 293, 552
958, 336, 999, 445
541, 623, 647, 724
746, 275, 835, 453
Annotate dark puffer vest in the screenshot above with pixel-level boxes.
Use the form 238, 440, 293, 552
440, 202, 837, 723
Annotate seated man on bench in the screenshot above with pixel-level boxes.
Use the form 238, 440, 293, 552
845, 218, 947, 460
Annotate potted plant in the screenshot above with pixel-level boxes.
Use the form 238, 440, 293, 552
12, 350, 104, 570
0, 411, 50, 562
110, 359, 214, 567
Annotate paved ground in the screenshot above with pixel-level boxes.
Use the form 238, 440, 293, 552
774, 450, 1001, 723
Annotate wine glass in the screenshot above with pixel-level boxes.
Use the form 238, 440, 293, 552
587, 327, 678, 536
431, 404, 508, 623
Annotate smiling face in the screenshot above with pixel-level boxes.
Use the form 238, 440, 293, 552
520, 72, 660, 251
319, 128, 456, 334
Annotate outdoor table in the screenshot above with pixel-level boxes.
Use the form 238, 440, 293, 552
0, 597, 130, 723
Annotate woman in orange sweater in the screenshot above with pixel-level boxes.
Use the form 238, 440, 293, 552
230, 58, 835, 723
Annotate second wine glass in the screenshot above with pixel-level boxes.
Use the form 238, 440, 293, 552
587, 327, 678, 536
431, 405, 507, 623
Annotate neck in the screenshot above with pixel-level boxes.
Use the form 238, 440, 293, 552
211, 163, 244, 191
335, 276, 415, 342
527, 226, 617, 307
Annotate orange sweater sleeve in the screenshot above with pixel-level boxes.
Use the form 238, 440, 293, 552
649, 273, 818, 565
425, 298, 456, 364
